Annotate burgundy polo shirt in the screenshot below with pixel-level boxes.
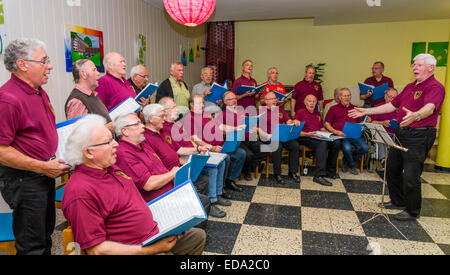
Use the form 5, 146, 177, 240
292, 79, 323, 111
294, 108, 324, 132
232, 75, 258, 109
116, 139, 174, 202
96, 72, 136, 111
144, 127, 181, 170
363, 75, 394, 106
0, 74, 58, 160
161, 121, 194, 149
391, 75, 445, 128
325, 103, 362, 131
61, 164, 159, 250
181, 111, 224, 146
259, 106, 290, 135
370, 102, 397, 135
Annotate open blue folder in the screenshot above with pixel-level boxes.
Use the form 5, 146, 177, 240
358, 82, 389, 101
174, 154, 209, 187
234, 83, 267, 95
271, 122, 305, 142
241, 112, 265, 133
342, 122, 365, 139
205, 81, 228, 103
109, 96, 142, 121
272, 90, 294, 101
55, 115, 87, 159
221, 128, 245, 153
143, 180, 207, 246
135, 81, 159, 103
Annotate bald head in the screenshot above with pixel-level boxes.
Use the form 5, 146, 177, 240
104, 52, 127, 78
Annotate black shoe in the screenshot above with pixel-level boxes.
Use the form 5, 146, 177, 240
274, 174, 285, 184
393, 210, 419, 221
313, 176, 332, 186
325, 172, 340, 179
379, 201, 406, 210
216, 196, 232, 206
209, 205, 226, 218
243, 171, 253, 181
288, 172, 301, 183
221, 191, 232, 200
225, 179, 243, 192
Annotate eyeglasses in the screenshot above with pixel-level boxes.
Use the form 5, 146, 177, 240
137, 74, 149, 79
124, 121, 142, 128
225, 97, 237, 101
24, 58, 51, 65
265, 97, 277, 101
87, 138, 115, 149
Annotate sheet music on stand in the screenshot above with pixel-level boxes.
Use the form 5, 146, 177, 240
364, 123, 407, 152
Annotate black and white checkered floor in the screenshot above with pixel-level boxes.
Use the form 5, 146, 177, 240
51, 163, 450, 255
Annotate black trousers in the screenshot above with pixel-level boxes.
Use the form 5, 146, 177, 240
386, 128, 436, 217
297, 137, 341, 177
0, 165, 55, 255
240, 141, 270, 173
265, 140, 299, 175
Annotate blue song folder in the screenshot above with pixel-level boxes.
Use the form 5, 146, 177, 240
271, 122, 305, 142
135, 81, 159, 103
272, 90, 294, 101
234, 83, 267, 95
143, 180, 207, 246
358, 82, 389, 101
205, 81, 228, 104
342, 122, 364, 139
174, 154, 209, 187
241, 112, 266, 133
221, 128, 245, 153
388, 119, 399, 130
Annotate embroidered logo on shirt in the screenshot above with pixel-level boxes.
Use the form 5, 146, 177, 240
314, 85, 319, 91
165, 135, 172, 144
279, 113, 283, 119
115, 171, 131, 180
153, 153, 161, 161
49, 101, 56, 116
414, 91, 423, 100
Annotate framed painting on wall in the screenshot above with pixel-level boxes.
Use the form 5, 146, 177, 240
64, 24, 104, 72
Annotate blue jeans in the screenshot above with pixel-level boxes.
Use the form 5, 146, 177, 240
341, 137, 369, 167
225, 147, 246, 181
201, 160, 226, 204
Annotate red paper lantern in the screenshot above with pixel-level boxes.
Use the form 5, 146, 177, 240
163, 0, 216, 27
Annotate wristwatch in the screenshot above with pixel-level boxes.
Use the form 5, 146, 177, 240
416, 112, 421, 121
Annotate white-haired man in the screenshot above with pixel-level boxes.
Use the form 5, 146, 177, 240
349, 54, 446, 221
0, 38, 70, 255
96, 52, 149, 111
155, 61, 190, 116
61, 114, 206, 255
128, 64, 149, 95
142, 103, 227, 218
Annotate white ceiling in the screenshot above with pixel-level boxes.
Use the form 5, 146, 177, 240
144, 0, 450, 25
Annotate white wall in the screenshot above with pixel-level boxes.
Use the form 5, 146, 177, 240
0, 0, 206, 123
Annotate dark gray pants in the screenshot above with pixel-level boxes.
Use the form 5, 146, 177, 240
0, 166, 55, 255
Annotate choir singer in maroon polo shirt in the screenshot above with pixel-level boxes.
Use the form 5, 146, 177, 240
361, 61, 394, 108
0, 38, 71, 254
62, 114, 206, 255
349, 54, 445, 221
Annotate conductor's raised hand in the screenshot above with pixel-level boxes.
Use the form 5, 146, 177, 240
400, 107, 418, 127
348, 107, 367, 119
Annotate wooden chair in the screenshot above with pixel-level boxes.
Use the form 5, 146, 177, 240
62, 226, 85, 255
55, 173, 71, 209
264, 149, 289, 178
299, 145, 315, 174
336, 150, 364, 173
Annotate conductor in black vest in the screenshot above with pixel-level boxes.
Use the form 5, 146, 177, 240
65, 59, 113, 131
